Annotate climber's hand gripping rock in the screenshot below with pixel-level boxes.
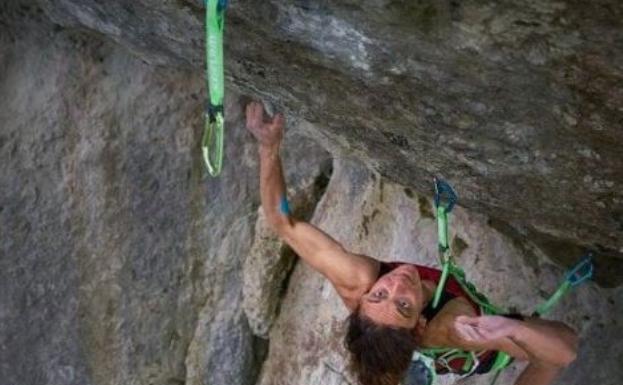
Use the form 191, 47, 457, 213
245, 101, 284, 148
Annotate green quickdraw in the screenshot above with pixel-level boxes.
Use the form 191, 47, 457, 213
202, 0, 227, 176
487, 253, 592, 383
403, 179, 594, 385
534, 254, 594, 316
431, 177, 458, 309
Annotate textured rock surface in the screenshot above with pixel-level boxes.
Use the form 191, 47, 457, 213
30, 0, 623, 265
243, 210, 297, 339
2, 2, 623, 385
0, 5, 330, 385
257, 158, 623, 385
242, 145, 332, 338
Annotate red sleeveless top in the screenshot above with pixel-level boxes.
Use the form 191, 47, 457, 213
379, 262, 481, 315
379, 262, 498, 375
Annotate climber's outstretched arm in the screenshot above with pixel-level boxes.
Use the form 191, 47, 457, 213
247, 101, 379, 310
508, 317, 578, 369
452, 315, 578, 385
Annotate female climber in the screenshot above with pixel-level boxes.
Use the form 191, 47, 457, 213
245, 100, 578, 385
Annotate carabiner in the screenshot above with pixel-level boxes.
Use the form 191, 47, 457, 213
566, 253, 594, 287
202, 109, 224, 176
434, 177, 458, 212
204, 0, 226, 176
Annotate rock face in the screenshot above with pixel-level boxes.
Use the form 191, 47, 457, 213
30, 0, 623, 265
256, 159, 623, 385
1, 2, 622, 385
0, 5, 330, 385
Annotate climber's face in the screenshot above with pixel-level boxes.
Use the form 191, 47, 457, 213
359, 264, 424, 329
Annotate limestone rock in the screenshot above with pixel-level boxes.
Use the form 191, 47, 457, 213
243, 209, 291, 338
257, 158, 622, 385
2, 3, 622, 385
242, 157, 331, 338
0, 7, 330, 385
31, 0, 623, 262
242, 211, 295, 339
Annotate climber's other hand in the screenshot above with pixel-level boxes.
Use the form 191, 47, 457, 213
453, 315, 520, 343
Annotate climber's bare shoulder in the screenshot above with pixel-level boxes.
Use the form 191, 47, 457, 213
420, 298, 529, 361
276, 218, 380, 311
419, 297, 479, 347
333, 252, 381, 311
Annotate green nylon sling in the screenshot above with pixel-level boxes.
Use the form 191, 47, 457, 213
203, 0, 227, 176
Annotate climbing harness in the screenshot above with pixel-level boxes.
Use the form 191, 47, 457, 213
202, 0, 228, 176
403, 178, 594, 385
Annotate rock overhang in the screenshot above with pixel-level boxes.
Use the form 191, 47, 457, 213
32, 0, 623, 271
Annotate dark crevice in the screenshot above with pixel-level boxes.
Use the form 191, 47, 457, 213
245, 331, 269, 385
312, 159, 333, 200
451, 235, 469, 259
417, 195, 435, 219
270, 158, 334, 321
247, 157, 334, 385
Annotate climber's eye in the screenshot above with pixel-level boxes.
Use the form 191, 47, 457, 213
369, 289, 387, 301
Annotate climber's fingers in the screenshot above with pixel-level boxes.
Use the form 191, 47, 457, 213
245, 101, 264, 132
269, 113, 285, 132
245, 101, 284, 146
454, 321, 486, 342
455, 315, 480, 326
455, 315, 519, 342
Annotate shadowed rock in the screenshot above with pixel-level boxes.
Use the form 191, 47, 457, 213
31, 0, 623, 260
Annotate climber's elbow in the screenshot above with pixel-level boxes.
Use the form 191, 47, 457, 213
549, 327, 579, 368
559, 331, 579, 367
265, 211, 293, 236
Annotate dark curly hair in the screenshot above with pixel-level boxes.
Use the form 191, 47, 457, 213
344, 309, 418, 385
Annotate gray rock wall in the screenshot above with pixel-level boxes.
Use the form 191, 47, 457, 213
1, 2, 622, 385
0, 6, 330, 385
255, 158, 622, 385
26, 0, 623, 262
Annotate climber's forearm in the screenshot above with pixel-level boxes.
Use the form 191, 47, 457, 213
256, 142, 379, 308
248, 101, 379, 307
509, 318, 578, 368
259, 143, 290, 229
